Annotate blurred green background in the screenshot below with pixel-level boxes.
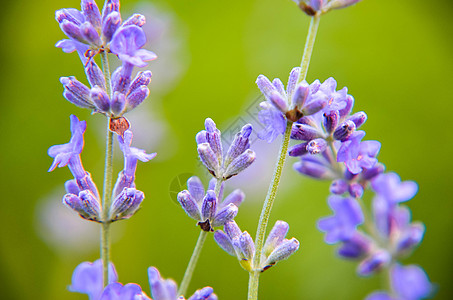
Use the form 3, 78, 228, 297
1, 0, 452, 299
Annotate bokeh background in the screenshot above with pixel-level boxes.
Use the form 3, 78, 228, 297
1, 0, 452, 299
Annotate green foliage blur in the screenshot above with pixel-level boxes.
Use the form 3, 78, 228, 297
1, 0, 452, 299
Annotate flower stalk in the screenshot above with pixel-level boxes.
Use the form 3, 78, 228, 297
100, 51, 114, 288
248, 14, 321, 300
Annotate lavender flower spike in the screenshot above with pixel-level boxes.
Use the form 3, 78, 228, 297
69, 259, 118, 300
148, 267, 217, 300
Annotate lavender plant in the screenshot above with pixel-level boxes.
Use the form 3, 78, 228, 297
46, 0, 433, 299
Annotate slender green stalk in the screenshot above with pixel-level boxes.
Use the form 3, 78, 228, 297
247, 14, 321, 300
248, 123, 292, 300
100, 51, 114, 288
178, 230, 208, 296
178, 178, 223, 296
299, 14, 321, 82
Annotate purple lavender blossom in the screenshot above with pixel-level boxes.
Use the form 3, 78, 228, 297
372, 172, 418, 204
69, 259, 118, 300
148, 267, 217, 300
196, 119, 255, 179
337, 131, 381, 175
317, 195, 364, 244
100, 283, 150, 300
366, 264, 432, 300
214, 220, 300, 272
178, 176, 243, 231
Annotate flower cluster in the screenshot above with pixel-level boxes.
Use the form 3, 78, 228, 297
56, 0, 156, 117
196, 118, 256, 179
256, 67, 432, 298
178, 176, 244, 232
214, 220, 300, 272
48, 115, 155, 223
69, 260, 217, 300
293, 0, 363, 16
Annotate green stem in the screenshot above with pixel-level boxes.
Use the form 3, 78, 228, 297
298, 14, 321, 82
178, 178, 223, 296
100, 51, 114, 288
178, 230, 208, 296
248, 14, 321, 300
248, 123, 292, 300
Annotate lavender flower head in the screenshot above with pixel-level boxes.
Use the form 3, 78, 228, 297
293, 0, 363, 16
148, 267, 217, 300
56, 0, 157, 117
178, 176, 244, 231
196, 118, 256, 179
214, 220, 300, 272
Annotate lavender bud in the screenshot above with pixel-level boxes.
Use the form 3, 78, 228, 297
111, 92, 126, 116
286, 67, 301, 97
269, 92, 287, 113
201, 190, 217, 222
348, 111, 367, 128
396, 222, 425, 253
323, 110, 339, 134
85, 60, 106, 90
263, 221, 289, 256
56, 9, 83, 25
221, 189, 245, 208
187, 176, 205, 203
224, 124, 252, 166
102, 11, 121, 42
60, 20, 86, 43
291, 123, 322, 141
288, 142, 308, 157
307, 138, 327, 154
122, 14, 146, 27
76, 172, 100, 200
80, 21, 101, 46
337, 233, 372, 259
272, 78, 285, 96
339, 95, 354, 117
110, 188, 144, 221
328, 0, 363, 11
81, 0, 102, 29
65, 179, 80, 195
91, 86, 110, 112
126, 86, 149, 111
212, 203, 238, 227
291, 84, 309, 110
223, 149, 256, 179
197, 143, 220, 176
239, 231, 255, 261
177, 190, 201, 220
63, 190, 101, 222
357, 250, 391, 276
330, 179, 348, 195
196, 130, 207, 144
256, 75, 277, 99
264, 238, 300, 268
224, 220, 242, 239
348, 182, 364, 198
333, 120, 356, 141
127, 71, 152, 96
61, 76, 94, 109
214, 230, 235, 256
205, 118, 223, 161
294, 157, 335, 180
111, 65, 132, 94
301, 95, 327, 116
